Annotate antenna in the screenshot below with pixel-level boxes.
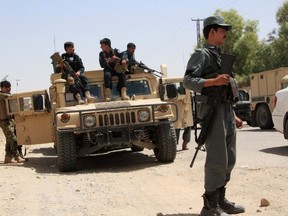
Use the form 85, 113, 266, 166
2, 75, 9, 81
54, 35, 56, 52
15, 79, 20, 93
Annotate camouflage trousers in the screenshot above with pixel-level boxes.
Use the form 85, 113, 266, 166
0, 120, 19, 157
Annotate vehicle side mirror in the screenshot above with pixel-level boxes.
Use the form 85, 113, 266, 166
166, 83, 178, 100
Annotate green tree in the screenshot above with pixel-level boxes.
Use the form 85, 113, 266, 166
269, 1, 288, 68
214, 10, 260, 86
215, 9, 244, 54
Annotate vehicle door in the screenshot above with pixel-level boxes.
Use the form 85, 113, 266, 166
5, 90, 54, 145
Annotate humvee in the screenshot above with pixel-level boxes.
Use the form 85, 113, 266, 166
5, 62, 193, 172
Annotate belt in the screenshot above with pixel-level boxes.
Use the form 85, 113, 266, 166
194, 95, 233, 104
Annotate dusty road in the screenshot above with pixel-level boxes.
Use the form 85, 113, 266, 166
0, 124, 288, 216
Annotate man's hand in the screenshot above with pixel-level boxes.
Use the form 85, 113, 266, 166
214, 74, 230, 86
204, 74, 230, 87
121, 59, 127, 65
75, 71, 81, 77
111, 55, 118, 62
235, 115, 243, 129
57, 62, 64, 68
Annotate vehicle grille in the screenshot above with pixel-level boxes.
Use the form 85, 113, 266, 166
98, 111, 137, 126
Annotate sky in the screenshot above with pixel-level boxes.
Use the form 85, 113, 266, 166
0, 0, 286, 93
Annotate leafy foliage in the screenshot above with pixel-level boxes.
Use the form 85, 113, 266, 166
208, 2, 288, 87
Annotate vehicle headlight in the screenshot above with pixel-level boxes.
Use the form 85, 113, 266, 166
83, 115, 96, 128
138, 110, 150, 122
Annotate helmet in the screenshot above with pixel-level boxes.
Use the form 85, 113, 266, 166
100, 38, 111, 46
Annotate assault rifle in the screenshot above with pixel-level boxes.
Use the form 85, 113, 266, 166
190, 87, 223, 168
128, 61, 163, 78
50, 52, 84, 90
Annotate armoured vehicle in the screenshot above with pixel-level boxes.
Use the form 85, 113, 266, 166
250, 67, 288, 129
5, 58, 193, 172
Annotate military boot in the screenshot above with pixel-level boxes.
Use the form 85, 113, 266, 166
14, 155, 25, 163
218, 187, 245, 214
75, 93, 85, 104
4, 155, 13, 164
121, 87, 129, 100
85, 91, 96, 103
182, 141, 189, 150
105, 88, 111, 102
200, 191, 229, 216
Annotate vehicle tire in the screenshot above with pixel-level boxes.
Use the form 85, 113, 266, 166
256, 104, 274, 129
284, 119, 288, 139
131, 145, 144, 152
57, 132, 77, 172
153, 121, 177, 162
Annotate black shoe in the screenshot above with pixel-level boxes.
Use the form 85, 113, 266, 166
218, 187, 245, 214
219, 198, 245, 214
201, 192, 229, 216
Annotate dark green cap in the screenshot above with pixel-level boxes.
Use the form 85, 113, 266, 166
204, 16, 232, 30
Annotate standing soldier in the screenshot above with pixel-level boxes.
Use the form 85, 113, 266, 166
0, 81, 25, 163
99, 38, 129, 101
183, 16, 245, 215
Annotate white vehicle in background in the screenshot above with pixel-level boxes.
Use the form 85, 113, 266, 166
272, 87, 288, 137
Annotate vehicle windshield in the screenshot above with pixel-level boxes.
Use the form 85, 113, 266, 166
83, 79, 151, 100
112, 80, 151, 97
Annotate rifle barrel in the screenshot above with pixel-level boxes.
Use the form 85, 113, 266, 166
190, 147, 200, 168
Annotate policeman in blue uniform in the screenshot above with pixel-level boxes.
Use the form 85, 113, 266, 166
99, 38, 129, 101
183, 16, 245, 216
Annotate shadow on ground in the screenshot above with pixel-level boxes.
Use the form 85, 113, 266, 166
21, 146, 166, 174
260, 145, 288, 157
161, 214, 198, 216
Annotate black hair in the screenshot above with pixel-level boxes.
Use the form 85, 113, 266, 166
64, 41, 74, 51
203, 24, 220, 39
100, 38, 111, 47
127, 43, 136, 49
1, 80, 11, 88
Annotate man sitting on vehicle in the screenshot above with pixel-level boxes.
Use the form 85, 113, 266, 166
99, 38, 129, 101
57, 41, 95, 104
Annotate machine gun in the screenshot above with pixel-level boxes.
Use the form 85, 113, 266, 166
50, 52, 84, 90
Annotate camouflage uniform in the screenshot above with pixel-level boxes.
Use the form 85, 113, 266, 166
0, 92, 19, 157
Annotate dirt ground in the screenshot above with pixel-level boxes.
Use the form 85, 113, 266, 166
0, 127, 288, 216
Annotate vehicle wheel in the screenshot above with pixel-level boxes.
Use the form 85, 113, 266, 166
131, 145, 144, 152
57, 132, 77, 172
256, 105, 274, 129
284, 120, 288, 139
153, 121, 177, 162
